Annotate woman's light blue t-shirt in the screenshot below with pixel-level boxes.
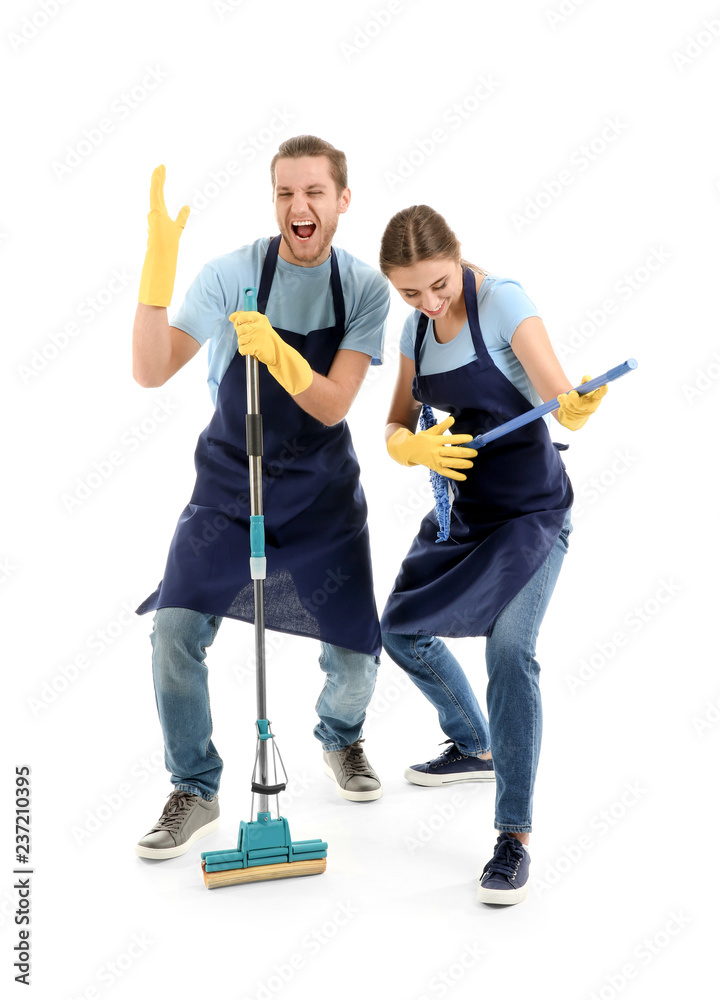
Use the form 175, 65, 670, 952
398, 274, 543, 407
171, 237, 389, 405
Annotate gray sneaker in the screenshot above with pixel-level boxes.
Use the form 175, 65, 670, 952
135, 790, 220, 859
323, 739, 382, 801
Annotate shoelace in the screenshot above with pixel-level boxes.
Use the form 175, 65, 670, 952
429, 739, 465, 768
340, 740, 374, 776
482, 836, 524, 878
152, 792, 196, 833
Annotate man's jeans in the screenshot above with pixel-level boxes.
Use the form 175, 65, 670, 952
382, 513, 572, 833
150, 608, 380, 800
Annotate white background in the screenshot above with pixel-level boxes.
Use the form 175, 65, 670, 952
3, 0, 718, 996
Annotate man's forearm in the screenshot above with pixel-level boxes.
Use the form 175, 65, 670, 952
291, 351, 371, 426
132, 304, 173, 387
291, 372, 353, 426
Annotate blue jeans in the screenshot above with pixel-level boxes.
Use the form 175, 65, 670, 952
150, 608, 380, 800
382, 514, 572, 833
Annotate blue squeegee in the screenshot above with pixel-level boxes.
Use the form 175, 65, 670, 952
201, 287, 328, 888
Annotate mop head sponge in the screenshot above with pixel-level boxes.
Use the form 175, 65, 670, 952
201, 813, 327, 889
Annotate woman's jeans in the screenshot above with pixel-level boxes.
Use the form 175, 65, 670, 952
382, 514, 572, 833
150, 609, 380, 800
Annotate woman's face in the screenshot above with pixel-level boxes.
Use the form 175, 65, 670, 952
387, 257, 463, 320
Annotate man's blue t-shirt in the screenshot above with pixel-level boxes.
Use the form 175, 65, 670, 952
171, 237, 389, 404
399, 274, 543, 407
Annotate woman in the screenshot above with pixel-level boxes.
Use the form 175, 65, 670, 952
379, 205, 607, 905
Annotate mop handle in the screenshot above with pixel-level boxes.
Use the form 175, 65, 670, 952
468, 358, 638, 449
242, 286, 270, 806
243, 287, 266, 580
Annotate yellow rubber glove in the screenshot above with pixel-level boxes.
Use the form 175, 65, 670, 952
138, 165, 190, 307
556, 375, 609, 430
387, 416, 477, 481
229, 311, 313, 395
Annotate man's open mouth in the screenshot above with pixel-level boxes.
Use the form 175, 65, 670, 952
291, 220, 317, 241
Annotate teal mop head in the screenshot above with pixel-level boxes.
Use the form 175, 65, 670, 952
201, 722, 327, 888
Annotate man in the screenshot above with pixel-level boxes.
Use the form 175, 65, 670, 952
132, 135, 389, 859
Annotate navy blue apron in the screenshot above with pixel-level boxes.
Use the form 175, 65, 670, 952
381, 266, 573, 638
137, 236, 381, 657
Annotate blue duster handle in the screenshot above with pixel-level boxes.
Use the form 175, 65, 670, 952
468, 358, 638, 449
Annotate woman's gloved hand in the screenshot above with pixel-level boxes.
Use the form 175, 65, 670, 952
387, 415, 477, 481
138, 165, 190, 307
556, 376, 608, 430
229, 311, 313, 395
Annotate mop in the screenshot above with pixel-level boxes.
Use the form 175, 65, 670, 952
426, 358, 638, 542
201, 287, 328, 888
419, 403, 453, 542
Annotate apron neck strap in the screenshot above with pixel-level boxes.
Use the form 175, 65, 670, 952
257, 236, 345, 331
257, 236, 281, 313
413, 311, 429, 371
462, 265, 486, 355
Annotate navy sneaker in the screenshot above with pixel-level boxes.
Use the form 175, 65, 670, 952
477, 833, 531, 905
405, 740, 495, 786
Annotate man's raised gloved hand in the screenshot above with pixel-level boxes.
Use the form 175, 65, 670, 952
138, 165, 190, 307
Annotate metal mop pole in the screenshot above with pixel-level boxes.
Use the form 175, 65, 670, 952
243, 287, 268, 814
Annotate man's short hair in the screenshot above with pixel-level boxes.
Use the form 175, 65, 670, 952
270, 135, 348, 197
